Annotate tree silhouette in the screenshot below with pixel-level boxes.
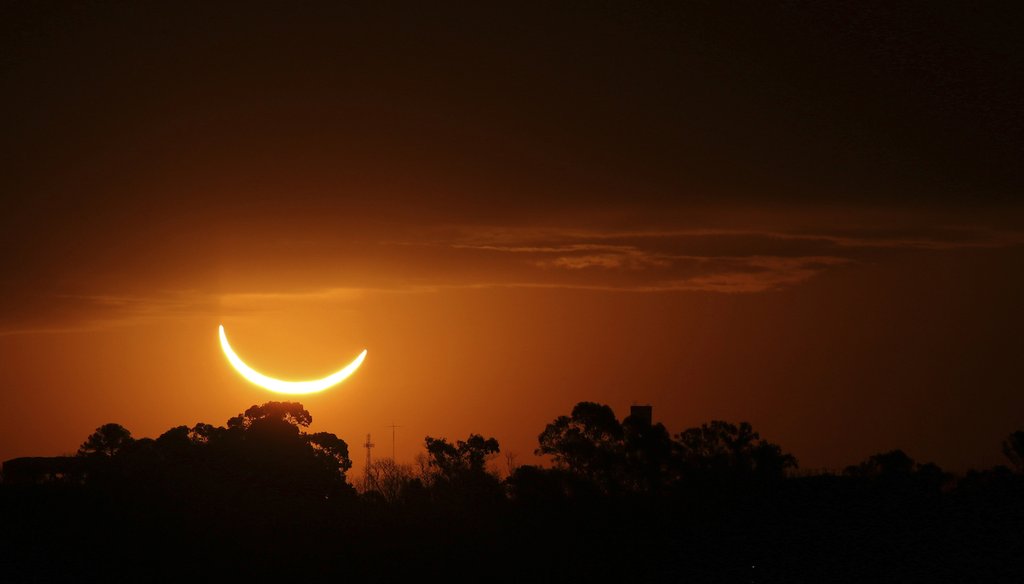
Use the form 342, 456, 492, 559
458, 434, 500, 473
844, 449, 916, 478
7, 397, 1024, 582
536, 401, 624, 490
674, 420, 796, 481
1002, 430, 1024, 472
307, 431, 353, 477
422, 434, 502, 503
424, 436, 460, 479
364, 458, 416, 502
77, 423, 134, 457
216, 402, 353, 497
424, 434, 500, 479
843, 449, 949, 492
156, 425, 190, 446
622, 410, 674, 494
188, 422, 224, 444
227, 401, 313, 430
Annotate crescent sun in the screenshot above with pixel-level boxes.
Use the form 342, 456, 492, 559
218, 325, 367, 395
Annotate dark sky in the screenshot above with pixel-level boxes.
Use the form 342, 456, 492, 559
5, 2, 1022, 207
1, 2, 1022, 473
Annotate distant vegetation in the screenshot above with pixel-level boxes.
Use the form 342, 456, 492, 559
2, 401, 1023, 582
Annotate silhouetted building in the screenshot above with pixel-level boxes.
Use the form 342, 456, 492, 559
630, 404, 652, 426
2, 456, 83, 485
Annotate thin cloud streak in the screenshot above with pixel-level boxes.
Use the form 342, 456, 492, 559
5, 220, 1017, 336
448, 225, 1024, 251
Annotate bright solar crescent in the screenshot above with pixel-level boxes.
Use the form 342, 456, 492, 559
218, 325, 367, 395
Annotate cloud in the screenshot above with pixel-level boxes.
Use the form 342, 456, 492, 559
536, 249, 673, 270
0, 292, 216, 336
0, 287, 379, 337
410, 222, 1023, 295
447, 224, 1024, 251
449, 255, 850, 294
662, 256, 852, 293
3, 220, 1019, 336
449, 243, 628, 254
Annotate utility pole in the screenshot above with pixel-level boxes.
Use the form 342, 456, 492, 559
386, 423, 403, 461
363, 433, 375, 491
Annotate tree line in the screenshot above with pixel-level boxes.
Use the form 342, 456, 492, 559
2, 400, 1023, 582
25, 400, 1021, 499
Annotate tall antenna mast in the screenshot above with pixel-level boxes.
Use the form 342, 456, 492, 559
387, 422, 403, 461
363, 433, 375, 491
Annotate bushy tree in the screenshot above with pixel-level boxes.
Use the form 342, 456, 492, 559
622, 412, 674, 494
536, 402, 624, 490
72, 402, 355, 499
674, 420, 797, 481
307, 431, 353, 477
188, 422, 224, 444
219, 402, 352, 493
227, 401, 313, 430
844, 449, 916, 478
77, 423, 134, 457
421, 433, 502, 502
843, 449, 949, 491
424, 434, 500, 479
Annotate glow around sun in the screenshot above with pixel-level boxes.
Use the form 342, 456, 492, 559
218, 325, 367, 395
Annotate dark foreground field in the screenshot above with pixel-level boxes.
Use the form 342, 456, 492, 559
3, 402, 1023, 583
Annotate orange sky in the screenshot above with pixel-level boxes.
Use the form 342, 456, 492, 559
2, 3, 1023, 476
2, 207, 1022, 476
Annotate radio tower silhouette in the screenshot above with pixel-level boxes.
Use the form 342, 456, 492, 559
363, 433, 375, 492
387, 422, 403, 461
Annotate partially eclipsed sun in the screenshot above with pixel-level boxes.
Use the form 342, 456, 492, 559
218, 325, 367, 395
